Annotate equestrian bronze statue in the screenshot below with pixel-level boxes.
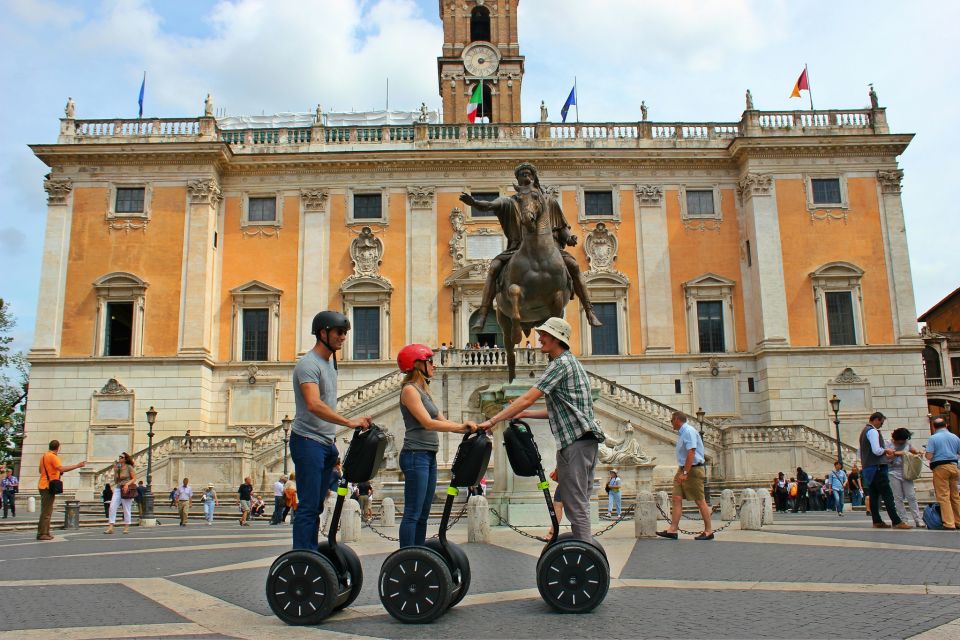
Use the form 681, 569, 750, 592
460, 163, 600, 381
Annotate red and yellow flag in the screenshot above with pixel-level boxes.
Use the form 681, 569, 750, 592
790, 67, 810, 98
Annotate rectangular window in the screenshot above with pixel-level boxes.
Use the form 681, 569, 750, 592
353, 307, 380, 360
470, 192, 500, 217
685, 190, 715, 217
248, 197, 277, 222
747, 377, 755, 392
590, 302, 619, 355
825, 291, 856, 345
242, 308, 269, 361
115, 188, 145, 214
104, 301, 134, 356
697, 300, 725, 353
353, 193, 383, 219
811, 178, 842, 204
584, 191, 613, 217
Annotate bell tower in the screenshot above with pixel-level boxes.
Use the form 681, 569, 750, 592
437, 0, 524, 124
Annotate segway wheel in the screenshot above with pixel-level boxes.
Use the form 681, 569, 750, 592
536, 541, 610, 614
266, 550, 339, 625
426, 539, 471, 609
555, 532, 608, 560
378, 547, 454, 623
330, 544, 363, 611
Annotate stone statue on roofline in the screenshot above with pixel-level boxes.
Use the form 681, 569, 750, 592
640, 100, 648, 121
540, 100, 548, 122
315, 103, 324, 124
869, 84, 879, 109
64, 97, 75, 119
745, 89, 754, 110
419, 102, 429, 123
204, 94, 214, 117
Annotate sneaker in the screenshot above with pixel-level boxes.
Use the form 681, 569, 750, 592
838, 512, 844, 517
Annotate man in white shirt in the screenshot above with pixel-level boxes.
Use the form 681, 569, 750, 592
270, 475, 287, 525
175, 478, 193, 526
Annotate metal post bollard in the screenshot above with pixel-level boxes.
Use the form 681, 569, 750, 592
63, 500, 81, 530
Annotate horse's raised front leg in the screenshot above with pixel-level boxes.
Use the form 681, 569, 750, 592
507, 284, 522, 323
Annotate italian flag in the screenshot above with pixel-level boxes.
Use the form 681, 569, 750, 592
467, 83, 482, 123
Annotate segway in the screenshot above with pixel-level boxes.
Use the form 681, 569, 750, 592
503, 419, 610, 613
266, 424, 388, 625
378, 429, 492, 623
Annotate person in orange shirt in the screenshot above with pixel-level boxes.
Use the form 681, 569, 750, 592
37, 439, 86, 541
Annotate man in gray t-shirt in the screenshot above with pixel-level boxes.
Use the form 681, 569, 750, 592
290, 311, 372, 551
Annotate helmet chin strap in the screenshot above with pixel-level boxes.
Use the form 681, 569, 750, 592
319, 331, 338, 370
416, 361, 432, 382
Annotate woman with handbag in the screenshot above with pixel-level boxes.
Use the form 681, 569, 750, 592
887, 427, 923, 527
105, 452, 137, 534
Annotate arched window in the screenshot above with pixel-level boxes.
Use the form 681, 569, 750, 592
470, 6, 491, 42
922, 346, 943, 385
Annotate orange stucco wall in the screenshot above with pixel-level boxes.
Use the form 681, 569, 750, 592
777, 177, 894, 346
217, 195, 301, 361
665, 189, 747, 353
61, 186, 185, 357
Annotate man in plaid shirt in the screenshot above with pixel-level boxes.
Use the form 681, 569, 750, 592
479, 317, 604, 541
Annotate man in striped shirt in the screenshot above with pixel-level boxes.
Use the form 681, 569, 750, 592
479, 317, 604, 541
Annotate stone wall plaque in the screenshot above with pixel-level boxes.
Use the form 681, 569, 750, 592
96, 398, 132, 422
91, 431, 133, 460
228, 383, 276, 426
693, 376, 737, 416
466, 234, 505, 261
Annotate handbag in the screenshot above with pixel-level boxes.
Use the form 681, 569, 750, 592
902, 454, 923, 481
121, 483, 139, 500
48, 479, 64, 495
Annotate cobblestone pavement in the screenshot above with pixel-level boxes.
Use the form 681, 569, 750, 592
1, 511, 958, 639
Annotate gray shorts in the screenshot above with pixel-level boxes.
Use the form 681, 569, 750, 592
239, 499, 251, 512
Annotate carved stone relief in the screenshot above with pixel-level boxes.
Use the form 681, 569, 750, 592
736, 173, 772, 203
44, 177, 73, 205
449, 207, 467, 268
187, 178, 222, 206
300, 188, 329, 212
834, 367, 867, 384
635, 184, 663, 206
350, 226, 384, 278
407, 186, 435, 209
877, 169, 903, 194
584, 222, 618, 274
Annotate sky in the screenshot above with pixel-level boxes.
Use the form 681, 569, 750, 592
0, 0, 957, 358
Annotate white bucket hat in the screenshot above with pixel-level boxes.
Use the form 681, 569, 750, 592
535, 317, 572, 346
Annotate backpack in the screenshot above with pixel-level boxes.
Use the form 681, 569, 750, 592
923, 503, 943, 530
342, 424, 388, 483
789, 484, 798, 498
502, 420, 543, 477
449, 430, 492, 488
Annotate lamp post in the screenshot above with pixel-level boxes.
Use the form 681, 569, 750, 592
695, 407, 710, 503
282, 415, 292, 474
142, 406, 157, 526
829, 395, 843, 468
945, 400, 953, 432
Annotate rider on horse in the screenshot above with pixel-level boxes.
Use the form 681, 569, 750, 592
459, 162, 602, 331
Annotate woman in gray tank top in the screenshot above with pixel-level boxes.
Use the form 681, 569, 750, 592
396, 344, 477, 548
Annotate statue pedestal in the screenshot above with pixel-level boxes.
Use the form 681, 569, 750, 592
482, 382, 601, 528
629, 463, 657, 496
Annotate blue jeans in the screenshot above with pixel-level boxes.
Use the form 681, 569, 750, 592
607, 491, 622, 516
290, 432, 338, 551
832, 489, 844, 513
203, 499, 215, 522
399, 450, 437, 547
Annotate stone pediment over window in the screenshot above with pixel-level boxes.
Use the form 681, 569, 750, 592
230, 280, 283, 304
809, 261, 864, 285
583, 271, 630, 288
682, 273, 736, 296
340, 274, 393, 293
93, 272, 148, 298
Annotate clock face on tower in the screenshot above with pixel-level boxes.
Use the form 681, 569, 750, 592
462, 42, 500, 78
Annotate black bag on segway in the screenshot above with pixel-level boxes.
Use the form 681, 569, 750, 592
503, 420, 542, 477
449, 430, 492, 487
342, 424, 388, 483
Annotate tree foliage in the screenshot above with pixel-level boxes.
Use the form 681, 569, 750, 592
0, 299, 27, 466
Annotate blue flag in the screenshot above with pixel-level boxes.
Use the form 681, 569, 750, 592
560, 85, 576, 123
138, 72, 145, 119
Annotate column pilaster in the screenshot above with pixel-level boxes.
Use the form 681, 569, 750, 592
298, 189, 330, 355
407, 186, 438, 346
30, 177, 74, 358
178, 178, 221, 356
635, 185, 674, 352
877, 169, 920, 344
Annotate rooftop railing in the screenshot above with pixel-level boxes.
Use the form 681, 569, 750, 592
57, 108, 889, 151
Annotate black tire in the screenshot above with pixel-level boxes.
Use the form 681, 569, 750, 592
536, 541, 609, 614
426, 539, 471, 608
378, 547, 454, 623
555, 532, 607, 560
332, 544, 363, 611
266, 550, 339, 625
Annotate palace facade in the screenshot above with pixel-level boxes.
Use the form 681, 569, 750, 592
22, 1, 927, 498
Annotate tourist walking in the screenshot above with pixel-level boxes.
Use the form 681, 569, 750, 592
773, 472, 788, 512
924, 417, 960, 530
282, 472, 297, 523
656, 411, 714, 540
270, 475, 286, 525
395, 343, 476, 547
848, 463, 864, 506
828, 461, 848, 516
135, 481, 146, 521
606, 469, 622, 517
2, 468, 19, 518
101, 483, 112, 518
37, 439, 86, 541
290, 311, 371, 551
888, 427, 923, 527
238, 476, 254, 526
860, 412, 912, 529
792, 467, 809, 512
202, 483, 218, 525
357, 480, 373, 520
175, 477, 193, 526
478, 317, 605, 543
104, 452, 136, 534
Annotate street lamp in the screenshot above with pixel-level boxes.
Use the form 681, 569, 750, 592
945, 400, 953, 431
829, 395, 843, 468
695, 407, 710, 503
282, 415, 292, 475
143, 406, 157, 525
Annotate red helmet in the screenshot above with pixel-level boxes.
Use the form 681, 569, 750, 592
397, 344, 434, 373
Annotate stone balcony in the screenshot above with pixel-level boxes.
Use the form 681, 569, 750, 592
55, 108, 890, 153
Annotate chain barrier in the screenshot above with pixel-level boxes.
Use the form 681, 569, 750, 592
490, 506, 632, 542
653, 493, 769, 535
360, 501, 470, 543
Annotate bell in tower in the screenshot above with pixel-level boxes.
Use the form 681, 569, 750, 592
437, 0, 524, 124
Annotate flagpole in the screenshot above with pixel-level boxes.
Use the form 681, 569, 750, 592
805, 64, 814, 111
574, 76, 579, 123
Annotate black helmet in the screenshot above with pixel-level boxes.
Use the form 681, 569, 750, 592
311, 311, 350, 336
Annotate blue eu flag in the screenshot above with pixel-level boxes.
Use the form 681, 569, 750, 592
138, 73, 145, 119
560, 86, 576, 123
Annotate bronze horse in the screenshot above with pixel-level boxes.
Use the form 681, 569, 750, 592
496, 185, 573, 381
